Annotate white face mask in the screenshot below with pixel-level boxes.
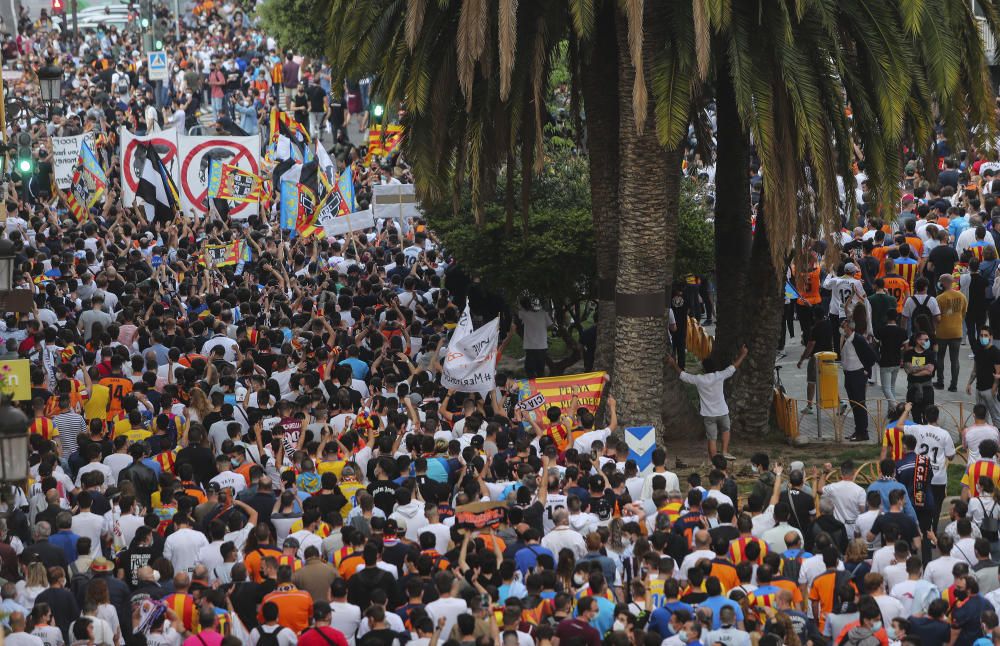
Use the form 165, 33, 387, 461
573, 574, 586, 586
612, 620, 626, 632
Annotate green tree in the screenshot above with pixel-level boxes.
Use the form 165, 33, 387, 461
257, 0, 329, 58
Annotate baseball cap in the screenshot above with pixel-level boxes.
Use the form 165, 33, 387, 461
384, 518, 404, 535
283, 537, 300, 549
844, 263, 859, 273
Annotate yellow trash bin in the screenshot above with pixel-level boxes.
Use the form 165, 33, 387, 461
815, 351, 839, 410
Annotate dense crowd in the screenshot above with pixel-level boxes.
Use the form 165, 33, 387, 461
6, 2, 1000, 646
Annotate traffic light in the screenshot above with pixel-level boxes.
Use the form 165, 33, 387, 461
15, 132, 33, 175
51, 0, 64, 13
372, 104, 384, 119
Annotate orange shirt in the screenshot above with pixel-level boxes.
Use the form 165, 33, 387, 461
882, 275, 911, 313
244, 546, 282, 583
772, 578, 805, 607
709, 560, 740, 591
338, 552, 365, 579
872, 246, 891, 278
545, 423, 571, 452
259, 584, 312, 634
809, 570, 852, 632
796, 267, 822, 306
904, 235, 924, 257
277, 555, 303, 572
99, 376, 133, 418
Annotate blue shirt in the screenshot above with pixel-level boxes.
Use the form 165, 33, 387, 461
950, 216, 971, 241
514, 544, 554, 575
700, 595, 745, 629
866, 478, 918, 524
952, 595, 990, 646
338, 357, 370, 380
648, 601, 694, 638
49, 530, 80, 563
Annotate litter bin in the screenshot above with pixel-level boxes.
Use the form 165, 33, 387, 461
815, 351, 839, 410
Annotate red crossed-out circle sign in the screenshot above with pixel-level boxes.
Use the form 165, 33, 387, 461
123, 135, 178, 192
180, 139, 260, 216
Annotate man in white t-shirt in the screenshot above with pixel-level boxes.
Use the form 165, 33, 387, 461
517, 300, 552, 379
818, 459, 868, 532
963, 407, 1000, 463
424, 571, 470, 640
667, 345, 748, 460
905, 406, 956, 518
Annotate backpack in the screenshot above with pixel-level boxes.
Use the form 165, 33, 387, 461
115, 74, 130, 95
781, 549, 806, 583
256, 625, 282, 646
980, 497, 1000, 542
909, 295, 936, 336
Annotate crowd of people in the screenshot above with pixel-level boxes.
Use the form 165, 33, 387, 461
5, 1, 1000, 646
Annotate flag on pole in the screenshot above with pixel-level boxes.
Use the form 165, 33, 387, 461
65, 140, 108, 221
365, 124, 404, 162
215, 164, 262, 203
136, 142, 180, 223
784, 281, 800, 301
337, 165, 356, 212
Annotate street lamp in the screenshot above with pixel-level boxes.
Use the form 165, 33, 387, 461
36, 63, 64, 106
0, 401, 28, 485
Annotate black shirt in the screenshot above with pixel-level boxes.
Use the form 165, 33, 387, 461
972, 343, 1000, 391
809, 318, 834, 353
368, 479, 400, 516
928, 244, 959, 280
875, 324, 908, 367
870, 511, 920, 544
903, 349, 937, 384
779, 488, 815, 533
306, 85, 326, 113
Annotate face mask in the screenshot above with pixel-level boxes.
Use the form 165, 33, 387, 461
573, 574, 585, 586
955, 590, 969, 601
751, 465, 759, 473
677, 632, 690, 644
983, 337, 992, 346
921, 339, 931, 350
872, 621, 882, 632
230, 458, 239, 467
886, 626, 897, 640
613, 620, 625, 632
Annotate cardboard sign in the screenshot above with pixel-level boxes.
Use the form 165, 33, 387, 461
52, 133, 95, 189
320, 210, 376, 238
454, 501, 507, 528
372, 184, 421, 220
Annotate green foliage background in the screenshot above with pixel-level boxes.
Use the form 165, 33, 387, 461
257, 0, 328, 59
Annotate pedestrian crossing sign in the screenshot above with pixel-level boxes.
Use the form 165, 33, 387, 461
147, 51, 168, 81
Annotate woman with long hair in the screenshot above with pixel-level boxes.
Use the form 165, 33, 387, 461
28, 602, 62, 646
555, 548, 576, 593
16, 561, 48, 608
85, 577, 122, 646
185, 387, 211, 423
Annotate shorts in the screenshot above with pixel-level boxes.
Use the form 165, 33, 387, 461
704, 414, 731, 440
807, 357, 817, 383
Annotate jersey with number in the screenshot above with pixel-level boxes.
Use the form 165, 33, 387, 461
338, 481, 366, 519
543, 493, 568, 533
882, 275, 911, 313
99, 376, 133, 418
904, 424, 956, 486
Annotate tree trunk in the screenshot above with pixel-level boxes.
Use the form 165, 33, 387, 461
728, 215, 784, 435
580, 5, 620, 376
611, 4, 684, 435
711, 53, 753, 365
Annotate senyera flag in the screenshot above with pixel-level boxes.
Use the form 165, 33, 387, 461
513, 371, 608, 415
365, 124, 403, 162
215, 163, 262, 203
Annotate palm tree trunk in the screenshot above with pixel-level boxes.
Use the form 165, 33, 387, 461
711, 53, 752, 364
611, 3, 697, 436
580, 9, 620, 376
728, 214, 784, 434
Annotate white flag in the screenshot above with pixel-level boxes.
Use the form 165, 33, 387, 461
442, 306, 499, 395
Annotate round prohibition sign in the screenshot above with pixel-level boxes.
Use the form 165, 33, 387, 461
123, 136, 178, 192
180, 140, 260, 216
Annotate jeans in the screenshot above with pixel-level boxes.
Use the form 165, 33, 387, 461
844, 368, 869, 437
211, 96, 223, 119
880, 366, 900, 404
935, 337, 961, 388
977, 388, 1000, 427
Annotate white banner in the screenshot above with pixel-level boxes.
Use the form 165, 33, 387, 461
119, 127, 179, 206
442, 306, 499, 395
372, 184, 421, 220
320, 210, 376, 238
51, 133, 95, 189
177, 135, 261, 218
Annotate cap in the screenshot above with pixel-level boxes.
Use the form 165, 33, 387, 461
901, 193, 914, 203
105, 486, 121, 499
207, 482, 222, 493
408, 392, 423, 406
282, 537, 300, 549
789, 460, 805, 472
384, 518, 404, 535
844, 262, 859, 273
91, 557, 114, 573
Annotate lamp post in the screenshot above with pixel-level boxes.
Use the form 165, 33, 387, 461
36, 62, 64, 106
0, 401, 28, 488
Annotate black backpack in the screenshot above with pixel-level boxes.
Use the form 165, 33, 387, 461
256, 625, 282, 646
909, 294, 936, 336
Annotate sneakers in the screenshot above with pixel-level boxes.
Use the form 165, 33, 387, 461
801, 405, 814, 415
847, 434, 870, 442
948, 385, 958, 392
933, 382, 944, 390
722, 453, 736, 461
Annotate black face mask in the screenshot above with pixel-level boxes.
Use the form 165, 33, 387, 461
954, 589, 969, 601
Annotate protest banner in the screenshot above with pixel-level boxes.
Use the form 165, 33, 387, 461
372, 184, 421, 220
178, 135, 261, 217
320, 210, 376, 238
454, 502, 507, 529
52, 133, 95, 189
513, 371, 608, 415
442, 306, 499, 395
119, 127, 179, 204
